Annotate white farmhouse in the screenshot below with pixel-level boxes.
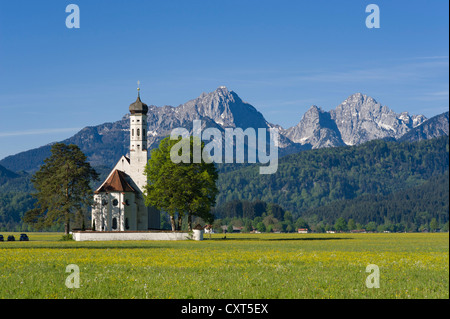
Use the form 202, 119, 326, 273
91, 89, 160, 231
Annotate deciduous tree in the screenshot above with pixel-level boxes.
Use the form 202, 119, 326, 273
144, 136, 218, 231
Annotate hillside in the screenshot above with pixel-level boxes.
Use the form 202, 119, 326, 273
299, 173, 449, 229
0, 169, 35, 231
216, 136, 449, 215
0, 164, 19, 184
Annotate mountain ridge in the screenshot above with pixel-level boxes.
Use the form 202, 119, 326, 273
398, 111, 449, 142
0, 164, 19, 184
1, 87, 447, 173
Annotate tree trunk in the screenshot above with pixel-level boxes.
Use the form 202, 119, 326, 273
188, 214, 192, 231
170, 215, 176, 231
65, 217, 70, 235
65, 179, 70, 235
177, 213, 182, 231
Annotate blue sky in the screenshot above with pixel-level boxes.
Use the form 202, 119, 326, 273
0, 0, 448, 161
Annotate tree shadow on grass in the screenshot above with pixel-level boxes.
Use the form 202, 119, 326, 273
268, 237, 352, 241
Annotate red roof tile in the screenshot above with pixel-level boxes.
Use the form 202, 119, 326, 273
95, 169, 136, 194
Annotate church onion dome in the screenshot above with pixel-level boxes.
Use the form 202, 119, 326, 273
129, 95, 148, 115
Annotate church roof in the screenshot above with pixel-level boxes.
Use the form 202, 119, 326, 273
129, 94, 148, 115
95, 169, 137, 194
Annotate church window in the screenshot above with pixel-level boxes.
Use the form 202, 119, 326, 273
112, 218, 117, 230
137, 128, 140, 136
112, 199, 118, 206
132, 129, 134, 136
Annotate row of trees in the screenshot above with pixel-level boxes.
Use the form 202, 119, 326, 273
160, 196, 449, 234
207, 215, 449, 234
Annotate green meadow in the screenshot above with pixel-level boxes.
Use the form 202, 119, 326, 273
0, 232, 448, 299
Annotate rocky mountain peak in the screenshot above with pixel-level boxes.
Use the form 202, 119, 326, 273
336, 93, 381, 113
214, 85, 231, 95
196, 85, 235, 104
412, 114, 427, 127
305, 104, 321, 114
284, 93, 430, 148
284, 104, 344, 149
329, 93, 427, 145
178, 86, 267, 130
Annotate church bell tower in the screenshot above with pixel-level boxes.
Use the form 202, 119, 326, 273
128, 82, 148, 191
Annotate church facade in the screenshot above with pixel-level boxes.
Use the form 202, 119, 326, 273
91, 90, 160, 231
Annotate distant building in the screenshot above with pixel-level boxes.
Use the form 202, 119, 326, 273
204, 225, 215, 234
221, 225, 243, 233
298, 228, 309, 234
232, 226, 244, 233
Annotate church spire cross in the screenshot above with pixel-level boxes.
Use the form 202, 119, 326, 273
137, 80, 140, 98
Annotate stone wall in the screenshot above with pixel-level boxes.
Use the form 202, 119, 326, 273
72, 231, 190, 241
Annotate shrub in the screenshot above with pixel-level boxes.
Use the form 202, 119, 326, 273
60, 234, 73, 241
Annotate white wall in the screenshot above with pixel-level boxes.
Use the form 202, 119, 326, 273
73, 231, 190, 241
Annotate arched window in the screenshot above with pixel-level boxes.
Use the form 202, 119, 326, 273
137, 128, 140, 137
112, 199, 118, 206
112, 217, 117, 230
132, 129, 134, 136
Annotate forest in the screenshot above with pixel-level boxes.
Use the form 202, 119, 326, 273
205, 172, 449, 233
0, 136, 449, 232
216, 136, 449, 212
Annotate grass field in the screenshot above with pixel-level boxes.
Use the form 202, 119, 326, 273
0, 232, 448, 299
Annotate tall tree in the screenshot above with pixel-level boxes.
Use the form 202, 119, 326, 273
144, 136, 218, 231
23, 143, 98, 234
334, 217, 348, 232
429, 218, 439, 232
347, 218, 356, 231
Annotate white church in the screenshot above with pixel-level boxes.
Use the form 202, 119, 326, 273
90, 88, 160, 232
